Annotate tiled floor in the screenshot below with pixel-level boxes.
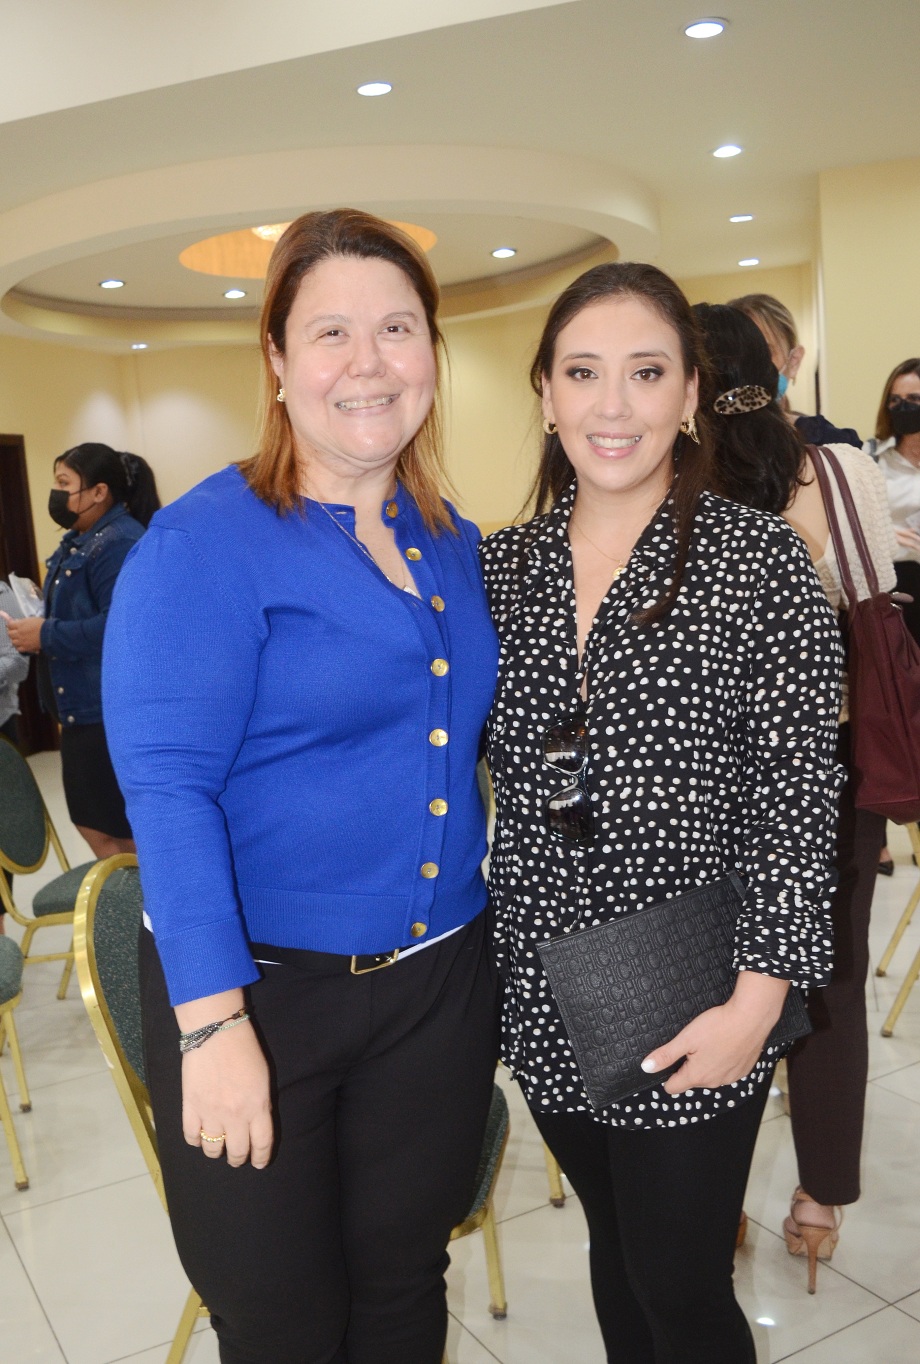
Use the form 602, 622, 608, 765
2, 752, 919, 1362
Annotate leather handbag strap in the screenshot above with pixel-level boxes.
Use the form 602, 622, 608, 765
809, 444, 880, 608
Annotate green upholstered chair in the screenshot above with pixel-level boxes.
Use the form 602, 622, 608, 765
0, 736, 95, 998
74, 855, 206, 1364
449, 1082, 511, 1320
0, 935, 32, 1189
75, 855, 512, 1364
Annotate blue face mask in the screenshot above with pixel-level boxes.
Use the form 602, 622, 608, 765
777, 373, 789, 399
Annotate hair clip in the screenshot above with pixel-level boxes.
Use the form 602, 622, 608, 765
713, 384, 772, 415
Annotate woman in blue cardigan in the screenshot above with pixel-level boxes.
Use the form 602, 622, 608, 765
103, 210, 499, 1364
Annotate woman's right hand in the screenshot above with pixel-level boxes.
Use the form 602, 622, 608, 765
176, 991, 273, 1169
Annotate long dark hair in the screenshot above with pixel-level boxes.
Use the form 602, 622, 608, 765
694, 303, 806, 514
240, 208, 452, 531
526, 260, 711, 627
876, 358, 920, 442
55, 443, 161, 528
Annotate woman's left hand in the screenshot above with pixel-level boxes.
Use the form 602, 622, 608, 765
2, 615, 43, 653
641, 970, 790, 1094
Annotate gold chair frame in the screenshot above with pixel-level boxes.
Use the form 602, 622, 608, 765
876, 823, 920, 1037
74, 855, 207, 1364
0, 737, 77, 998
0, 970, 31, 1190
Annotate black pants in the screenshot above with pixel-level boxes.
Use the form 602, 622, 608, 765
140, 914, 499, 1364
786, 725, 885, 1204
533, 1081, 770, 1364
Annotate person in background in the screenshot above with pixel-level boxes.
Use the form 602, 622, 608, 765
103, 209, 499, 1364
697, 301, 897, 1292
728, 292, 862, 448
3, 443, 160, 859
874, 358, 920, 636
0, 579, 29, 932
866, 359, 920, 874
481, 262, 841, 1361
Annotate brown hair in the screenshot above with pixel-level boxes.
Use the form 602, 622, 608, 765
527, 260, 711, 626
727, 292, 798, 353
875, 357, 920, 441
239, 208, 453, 532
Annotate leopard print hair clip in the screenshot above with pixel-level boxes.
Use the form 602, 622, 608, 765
712, 384, 772, 415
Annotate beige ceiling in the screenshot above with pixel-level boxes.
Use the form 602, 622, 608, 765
1, 0, 918, 351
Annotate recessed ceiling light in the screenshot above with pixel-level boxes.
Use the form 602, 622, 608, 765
224, 288, 247, 299
685, 19, 726, 39
357, 81, 392, 97
252, 223, 290, 242
491, 247, 517, 259
99, 278, 124, 289
755, 1318, 776, 1328
730, 214, 754, 223
130, 343, 148, 351
738, 258, 760, 267
713, 144, 742, 158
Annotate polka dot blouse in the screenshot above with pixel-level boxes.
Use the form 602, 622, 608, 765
480, 482, 844, 1128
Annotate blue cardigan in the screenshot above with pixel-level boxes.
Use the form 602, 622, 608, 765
103, 468, 499, 1006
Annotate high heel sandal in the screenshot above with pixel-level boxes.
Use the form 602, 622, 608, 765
782, 1187, 843, 1294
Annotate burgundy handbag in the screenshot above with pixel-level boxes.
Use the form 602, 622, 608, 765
811, 444, 920, 823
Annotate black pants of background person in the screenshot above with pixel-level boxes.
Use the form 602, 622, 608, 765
534, 1082, 770, 1364
786, 724, 885, 1206
140, 913, 499, 1364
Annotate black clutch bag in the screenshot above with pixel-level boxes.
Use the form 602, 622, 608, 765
536, 873, 812, 1109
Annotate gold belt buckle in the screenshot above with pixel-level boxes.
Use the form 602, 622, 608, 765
350, 948, 400, 975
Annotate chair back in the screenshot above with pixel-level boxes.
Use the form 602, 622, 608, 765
74, 855, 167, 1210
0, 737, 49, 873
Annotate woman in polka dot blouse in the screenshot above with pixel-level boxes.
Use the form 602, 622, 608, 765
480, 262, 843, 1363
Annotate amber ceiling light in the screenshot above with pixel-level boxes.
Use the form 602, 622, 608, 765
180, 220, 437, 279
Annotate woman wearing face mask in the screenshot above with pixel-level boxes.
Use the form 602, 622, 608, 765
729, 292, 862, 448
3, 443, 160, 858
875, 360, 920, 639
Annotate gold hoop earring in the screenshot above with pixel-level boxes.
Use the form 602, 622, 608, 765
679, 413, 700, 445
276, 387, 286, 404
542, 419, 557, 435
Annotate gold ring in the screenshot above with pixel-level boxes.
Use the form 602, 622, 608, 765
199, 1130, 226, 1144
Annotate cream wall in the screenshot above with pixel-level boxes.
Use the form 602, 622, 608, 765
819, 156, 920, 440
442, 307, 544, 534
0, 335, 128, 564
123, 345, 261, 509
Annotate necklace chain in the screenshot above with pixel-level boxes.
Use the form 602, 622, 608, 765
570, 517, 630, 579
314, 498, 415, 594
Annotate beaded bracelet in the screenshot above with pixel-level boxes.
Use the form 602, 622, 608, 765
179, 1007, 250, 1054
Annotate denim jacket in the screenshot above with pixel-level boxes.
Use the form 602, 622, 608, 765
41, 504, 146, 726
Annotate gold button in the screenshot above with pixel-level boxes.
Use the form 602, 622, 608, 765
411, 921, 428, 937
429, 798, 448, 816
430, 658, 449, 676
385, 501, 398, 518
430, 595, 445, 612
420, 863, 439, 879
429, 728, 448, 747
406, 547, 422, 561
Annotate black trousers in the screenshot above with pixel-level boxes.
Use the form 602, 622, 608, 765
140, 914, 499, 1364
786, 725, 885, 1204
533, 1081, 770, 1364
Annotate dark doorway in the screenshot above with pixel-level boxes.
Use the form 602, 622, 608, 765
0, 434, 58, 754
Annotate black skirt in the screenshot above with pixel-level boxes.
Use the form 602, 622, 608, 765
59, 722, 132, 839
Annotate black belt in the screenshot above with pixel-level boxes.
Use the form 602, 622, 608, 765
250, 942, 404, 975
